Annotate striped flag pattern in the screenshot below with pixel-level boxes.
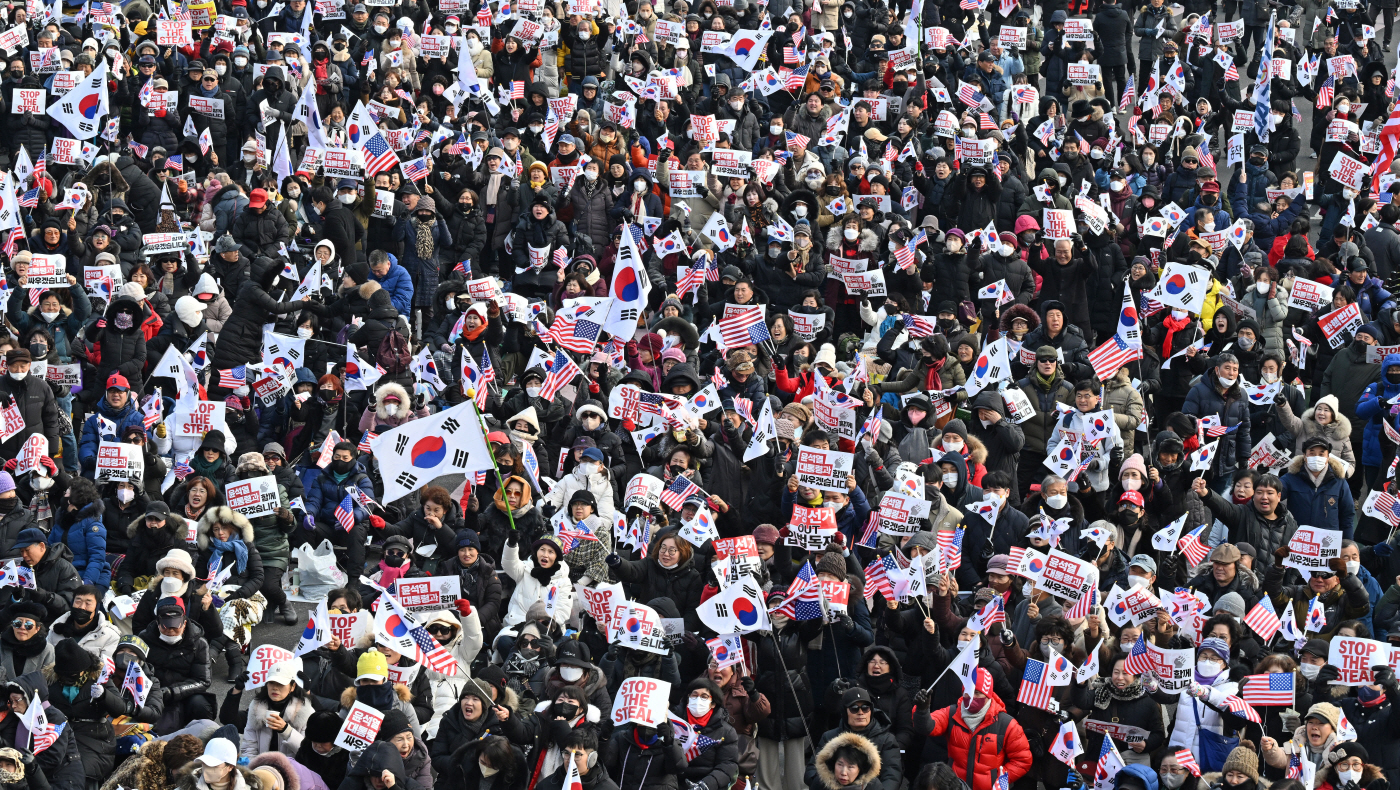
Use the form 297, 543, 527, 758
334, 493, 356, 531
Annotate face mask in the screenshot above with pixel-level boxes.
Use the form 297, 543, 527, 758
1238, 336, 1254, 350
1300, 662, 1321, 680
384, 404, 399, 417
1111, 180, 1125, 191
446, 24, 458, 33
843, 228, 858, 240
1338, 104, 1350, 115
944, 439, 963, 452
963, 696, 989, 714
40, 310, 59, 323
527, 386, 541, 398
1342, 559, 1361, 578
297, 327, 314, 339
479, 762, 500, 778
770, 124, 783, 135
69, 606, 92, 625
159, 632, 182, 644
582, 169, 599, 182
579, 30, 590, 39
728, 99, 745, 111
768, 247, 782, 258
117, 488, 134, 504
338, 193, 356, 205
286, 187, 301, 199
888, 241, 898, 252
1046, 494, 1067, 509
843, 10, 852, 16
1057, 176, 1067, 187
244, 154, 257, 164
1127, 575, 1148, 589
7, 371, 24, 382
235, 56, 248, 67
1218, 376, 1237, 388
1170, 309, 1187, 320
1253, 281, 1271, 295
942, 473, 958, 487
1160, 772, 1186, 790
374, 23, 388, 33
1090, 150, 1104, 160
1122, 479, 1141, 491
634, 181, 647, 193
529, 125, 543, 134
687, 696, 711, 716
1196, 659, 1223, 678
1339, 770, 1361, 786
794, 205, 808, 218
957, 639, 972, 651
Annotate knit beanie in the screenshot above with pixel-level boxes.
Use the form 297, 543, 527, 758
1221, 740, 1259, 783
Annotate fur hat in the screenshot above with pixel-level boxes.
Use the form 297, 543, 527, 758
155, 548, 196, 579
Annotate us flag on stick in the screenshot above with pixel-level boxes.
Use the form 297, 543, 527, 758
540, 349, 583, 400
660, 474, 704, 510
218, 366, 246, 389
334, 493, 356, 531
1242, 596, 1281, 640
1241, 672, 1294, 706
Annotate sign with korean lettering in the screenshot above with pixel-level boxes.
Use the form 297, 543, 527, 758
819, 580, 849, 615
814, 396, 857, 441
711, 150, 752, 178
245, 645, 295, 689
795, 446, 854, 492
1328, 151, 1367, 191
10, 88, 42, 114
224, 474, 280, 519
624, 473, 665, 511
1063, 18, 1093, 40
96, 442, 144, 482
1038, 549, 1098, 601
668, 170, 705, 199
328, 612, 368, 646
1319, 302, 1364, 347
1327, 637, 1388, 685
1282, 525, 1342, 574
392, 576, 462, 611
1115, 584, 1162, 626
419, 34, 452, 58
611, 678, 671, 726
188, 95, 225, 118
25, 254, 67, 287
786, 506, 838, 549
50, 70, 79, 93
1231, 110, 1254, 133
877, 492, 932, 536
1067, 63, 1101, 85
1142, 642, 1194, 691
323, 150, 359, 179
790, 310, 826, 341
609, 602, 668, 654
998, 25, 1026, 48
841, 269, 887, 297
142, 233, 188, 256
713, 537, 761, 576
335, 701, 384, 751
1287, 277, 1334, 312
44, 363, 80, 386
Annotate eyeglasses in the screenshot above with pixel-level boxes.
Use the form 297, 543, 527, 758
11, 620, 35, 630
847, 703, 873, 713
385, 549, 407, 558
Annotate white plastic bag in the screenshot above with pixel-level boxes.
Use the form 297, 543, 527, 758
293, 540, 347, 600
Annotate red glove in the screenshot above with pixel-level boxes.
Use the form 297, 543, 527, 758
830, 532, 846, 548
2, 459, 14, 472
454, 599, 472, 617
369, 515, 385, 529
914, 161, 924, 173
622, 418, 636, 431
589, 380, 600, 394
39, 457, 56, 475
778, 526, 792, 538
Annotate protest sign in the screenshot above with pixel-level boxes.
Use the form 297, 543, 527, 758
328, 612, 368, 646
795, 447, 855, 492
393, 576, 462, 611
1038, 549, 1098, 601
1328, 637, 1389, 685
624, 473, 665, 511
224, 475, 281, 519
95, 442, 144, 483
245, 645, 295, 689
1282, 526, 1343, 575
1287, 278, 1333, 311
335, 701, 384, 751
877, 492, 933, 536
610, 678, 671, 726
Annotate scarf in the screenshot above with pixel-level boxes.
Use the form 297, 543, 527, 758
485, 173, 505, 206
923, 356, 944, 392
192, 454, 224, 478
379, 558, 409, 588
211, 534, 249, 574
1160, 313, 1191, 357
414, 217, 435, 260
1093, 677, 1146, 709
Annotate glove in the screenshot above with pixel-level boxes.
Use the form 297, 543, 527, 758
1274, 391, 1288, 405
369, 515, 386, 529
1000, 629, 1014, 645
1316, 664, 1340, 686
454, 599, 473, 617
1273, 545, 1291, 561
830, 532, 846, 549
606, 553, 622, 566
233, 671, 249, 691
1329, 556, 1348, 578
778, 526, 792, 538
155, 423, 167, 439
1374, 665, 1399, 691
838, 613, 854, 632
39, 457, 55, 475
506, 531, 519, 547
90, 683, 102, 700
1377, 542, 1395, 557
740, 676, 756, 694
913, 689, 930, 707
657, 721, 675, 745
302, 515, 315, 530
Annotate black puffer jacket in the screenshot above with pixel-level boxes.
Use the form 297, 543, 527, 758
452, 554, 504, 637
137, 620, 211, 703
562, 25, 609, 80
46, 661, 127, 782
85, 294, 147, 391
230, 205, 292, 258
824, 645, 917, 754
755, 617, 821, 742
117, 157, 162, 233
443, 202, 487, 266
0, 671, 85, 790
211, 257, 313, 371
115, 513, 191, 594
568, 176, 615, 251
1085, 236, 1129, 343
806, 709, 905, 790
603, 723, 688, 790
673, 701, 740, 790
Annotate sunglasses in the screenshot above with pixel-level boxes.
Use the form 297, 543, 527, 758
385, 549, 408, 559
427, 625, 453, 635
11, 620, 35, 630
847, 703, 873, 713
1310, 571, 1336, 580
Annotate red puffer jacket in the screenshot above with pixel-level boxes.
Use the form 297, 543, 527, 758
922, 694, 1034, 790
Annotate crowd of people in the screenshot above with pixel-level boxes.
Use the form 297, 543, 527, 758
0, 0, 1393, 789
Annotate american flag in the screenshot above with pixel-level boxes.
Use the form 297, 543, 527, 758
18, 188, 37, 209
772, 561, 824, 620
857, 511, 879, 548
893, 241, 918, 271
1066, 583, 1098, 619
1293, 100, 1304, 122
957, 84, 987, 108
1243, 597, 1282, 640
996, 769, 1009, 790
165, 155, 183, 173
32, 152, 45, 181
785, 130, 810, 151
1087, 335, 1141, 380
2, 228, 22, 259
334, 493, 356, 531
733, 397, 755, 424
174, 458, 193, 480
357, 430, 378, 454
718, 306, 770, 347
1140, 292, 1164, 315
782, 45, 799, 63
510, 81, 525, 99
1119, 76, 1136, 111
218, 366, 246, 389
1287, 753, 1303, 779
25, 697, 58, 754
668, 713, 719, 760
677, 264, 705, 300
660, 474, 703, 510
363, 132, 400, 177
479, 350, 496, 385
859, 410, 882, 444
453, 259, 472, 277
864, 553, 899, 599
558, 524, 601, 553
1224, 60, 1239, 81
1222, 693, 1262, 723
936, 528, 964, 571
540, 349, 583, 400
712, 366, 729, 389
1317, 75, 1335, 109
1197, 143, 1216, 174
408, 620, 460, 675
1241, 672, 1295, 706
1178, 524, 1210, 566
903, 313, 938, 337
545, 304, 603, 354
979, 112, 996, 130
1123, 635, 1154, 675
1017, 659, 1055, 711
401, 157, 430, 182
447, 132, 469, 155
784, 65, 809, 91
1175, 750, 1201, 777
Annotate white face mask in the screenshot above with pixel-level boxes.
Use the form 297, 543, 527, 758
559, 666, 584, 682
479, 761, 499, 777
957, 639, 972, 651
634, 181, 647, 193
1346, 560, 1360, 575
1160, 772, 1186, 790
1218, 376, 1237, 388
1057, 176, 1067, 187
578, 30, 590, 39
1046, 494, 1067, 509
374, 23, 388, 33
214, 64, 227, 75
338, 193, 356, 204
1306, 455, 1327, 472
584, 170, 599, 182
687, 696, 711, 716
234, 57, 248, 67
1339, 770, 1362, 786
385, 404, 399, 417
117, 488, 134, 503
530, 125, 543, 134
729, 100, 744, 111
770, 125, 782, 135
1122, 478, 1141, 491
1110, 180, 1125, 191
1256, 281, 1270, 293
159, 632, 182, 644
1196, 659, 1223, 678
527, 386, 541, 398
40, 311, 59, 322
7, 371, 24, 381
1127, 574, 1149, 589
297, 327, 314, 339
1271, 113, 1284, 124
942, 473, 958, 487
843, 228, 858, 240
1171, 309, 1187, 320
794, 205, 807, 217
287, 188, 301, 199
943, 439, 963, 452
1300, 662, 1321, 679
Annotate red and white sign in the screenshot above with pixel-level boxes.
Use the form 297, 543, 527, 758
1287, 277, 1334, 312
1318, 302, 1364, 348
580, 583, 625, 633
224, 474, 280, 519
1328, 151, 1367, 191
328, 612, 368, 646
877, 492, 932, 536
393, 576, 462, 611
1042, 209, 1075, 240
1327, 637, 1389, 685
95, 442, 143, 482
1066, 63, 1101, 85
623, 472, 665, 511
245, 645, 295, 689
786, 505, 838, 549
1282, 525, 1342, 574
335, 701, 385, 751
25, 254, 66, 287
1038, 549, 1097, 602
10, 88, 42, 114
610, 678, 671, 726
795, 446, 854, 492
157, 19, 193, 45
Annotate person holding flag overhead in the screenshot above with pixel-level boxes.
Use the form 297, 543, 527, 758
913, 667, 1032, 790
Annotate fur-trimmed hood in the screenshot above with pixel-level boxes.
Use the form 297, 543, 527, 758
824, 224, 880, 254
99, 738, 175, 790
1301, 394, 1353, 436
814, 732, 882, 790
506, 406, 541, 442
373, 381, 412, 422
358, 280, 382, 300
246, 752, 303, 790
196, 505, 255, 549
173, 761, 263, 790
126, 511, 189, 539
1284, 453, 1349, 479
1000, 303, 1041, 335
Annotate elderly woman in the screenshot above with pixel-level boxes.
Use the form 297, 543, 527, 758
0, 601, 54, 682
238, 659, 313, 758
605, 530, 705, 632
1076, 654, 1165, 765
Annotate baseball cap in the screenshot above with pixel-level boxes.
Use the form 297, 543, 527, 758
197, 738, 238, 767
247, 189, 268, 208
156, 597, 186, 628
1119, 491, 1145, 507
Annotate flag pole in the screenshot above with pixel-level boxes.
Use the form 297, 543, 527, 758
467, 398, 518, 535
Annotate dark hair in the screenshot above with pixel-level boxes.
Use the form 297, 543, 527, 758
1202, 613, 1242, 647
1381, 204, 1400, 225
421, 486, 452, 512
983, 471, 1013, 491
310, 187, 334, 206
369, 250, 390, 267
562, 727, 599, 753
1255, 473, 1283, 493
73, 584, 101, 601
914, 763, 968, 790
67, 478, 100, 510
1073, 379, 1099, 394
803, 428, 831, 447
478, 737, 520, 780
328, 586, 363, 612
1338, 619, 1371, 638
1232, 468, 1260, 485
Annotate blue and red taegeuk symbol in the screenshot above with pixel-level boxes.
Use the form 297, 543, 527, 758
732, 35, 761, 56
975, 354, 990, 377
1165, 274, 1188, 294
733, 597, 759, 626
410, 436, 447, 468
384, 614, 409, 637
714, 643, 730, 662
1120, 304, 1138, 327
79, 92, 101, 119
302, 617, 318, 639
614, 264, 641, 301
1058, 446, 1075, 461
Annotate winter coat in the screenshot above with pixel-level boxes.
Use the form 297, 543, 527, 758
1093, 4, 1134, 67
51, 501, 109, 587
239, 693, 313, 758
85, 295, 147, 399
392, 205, 452, 311
1201, 489, 1299, 570
809, 732, 882, 790
0, 370, 60, 462
1274, 395, 1356, 473
194, 506, 266, 600
136, 620, 210, 703
674, 705, 740, 790
501, 540, 573, 630
1355, 354, 1400, 468
609, 535, 705, 632
602, 723, 687, 790
916, 693, 1034, 790
1133, 5, 1177, 63
1027, 246, 1098, 331
807, 711, 903, 790
211, 258, 312, 370
1182, 368, 1253, 476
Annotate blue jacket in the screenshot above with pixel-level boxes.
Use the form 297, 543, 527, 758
51, 501, 109, 586
78, 395, 147, 475
1181, 370, 1253, 476
370, 261, 415, 316
1354, 353, 1400, 467
8, 291, 92, 362
1358, 564, 1384, 640
305, 465, 375, 526
1352, 276, 1395, 321
1229, 180, 1306, 255
1279, 455, 1356, 540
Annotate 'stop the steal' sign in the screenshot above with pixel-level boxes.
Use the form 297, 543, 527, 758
610, 677, 671, 726
1327, 636, 1389, 685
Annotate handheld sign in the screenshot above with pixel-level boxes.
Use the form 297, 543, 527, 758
610, 678, 671, 726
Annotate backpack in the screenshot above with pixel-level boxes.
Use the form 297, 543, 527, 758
377, 329, 412, 375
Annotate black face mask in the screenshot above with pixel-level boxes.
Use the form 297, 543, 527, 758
825, 185, 841, 195
383, 554, 406, 568
669, 465, 686, 477
1114, 507, 1138, 526
330, 459, 355, 475
553, 701, 579, 719
69, 606, 92, 625
0, 498, 17, 514
357, 682, 396, 709
1202, 194, 1218, 206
